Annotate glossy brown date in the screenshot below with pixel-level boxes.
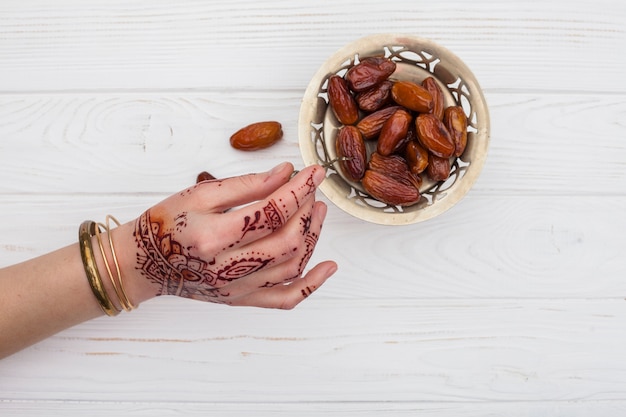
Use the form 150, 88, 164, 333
426, 154, 451, 182
377, 109, 413, 156
444, 106, 468, 157
404, 141, 429, 175
416, 114, 455, 158
230, 121, 283, 151
196, 171, 216, 183
368, 152, 421, 190
335, 125, 367, 181
356, 105, 402, 140
362, 169, 420, 207
391, 80, 433, 113
328, 75, 359, 125
355, 80, 393, 112
422, 77, 444, 120
345, 57, 397, 92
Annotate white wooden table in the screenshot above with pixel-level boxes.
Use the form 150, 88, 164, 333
1, 1, 625, 415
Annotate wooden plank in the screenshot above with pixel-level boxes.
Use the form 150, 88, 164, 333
0, 91, 300, 194
1, 194, 624, 298
1, 399, 626, 417
0, 92, 624, 194
0, 1, 623, 91
2, 298, 626, 404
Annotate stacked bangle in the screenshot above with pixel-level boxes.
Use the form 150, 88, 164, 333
79, 216, 135, 316
79, 221, 120, 316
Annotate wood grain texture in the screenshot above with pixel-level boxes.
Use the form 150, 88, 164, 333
1, 194, 624, 298
3, 298, 626, 405
0, 92, 624, 194
2, 400, 626, 416
1, 0, 625, 415
0, 0, 624, 92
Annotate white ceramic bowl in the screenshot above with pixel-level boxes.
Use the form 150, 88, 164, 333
298, 34, 490, 225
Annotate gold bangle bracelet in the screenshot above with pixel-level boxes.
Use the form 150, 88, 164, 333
106, 215, 136, 310
94, 216, 135, 311
79, 221, 120, 317
94, 222, 131, 312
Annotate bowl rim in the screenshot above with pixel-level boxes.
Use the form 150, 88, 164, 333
298, 33, 490, 225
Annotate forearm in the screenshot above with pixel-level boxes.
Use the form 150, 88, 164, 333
0, 243, 103, 358
0, 221, 155, 359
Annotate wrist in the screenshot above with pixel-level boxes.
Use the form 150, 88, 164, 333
109, 219, 160, 306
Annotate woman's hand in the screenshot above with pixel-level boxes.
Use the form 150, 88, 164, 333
122, 162, 337, 309
0, 162, 337, 358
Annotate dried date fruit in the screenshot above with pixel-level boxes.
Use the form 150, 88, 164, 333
416, 114, 455, 158
444, 106, 468, 157
391, 80, 433, 113
368, 152, 421, 189
362, 169, 420, 207
196, 171, 216, 183
345, 57, 397, 92
323, 54, 469, 207
426, 154, 451, 182
422, 77, 444, 120
328, 75, 359, 125
404, 141, 429, 175
335, 125, 367, 181
355, 80, 393, 112
230, 121, 283, 151
356, 105, 402, 140
391, 118, 416, 156
377, 109, 413, 156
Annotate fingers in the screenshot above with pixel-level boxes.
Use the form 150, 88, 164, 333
183, 200, 335, 307
216, 200, 326, 296
233, 260, 338, 309
203, 162, 295, 212
207, 164, 326, 249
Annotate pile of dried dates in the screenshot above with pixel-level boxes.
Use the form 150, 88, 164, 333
329, 56, 468, 207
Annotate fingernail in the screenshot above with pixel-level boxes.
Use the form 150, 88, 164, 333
269, 162, 292, 177
325, 262, 338, 276
316, 202, 328, 223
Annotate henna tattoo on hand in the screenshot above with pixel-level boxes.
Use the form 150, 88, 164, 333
301, 285, 316, 299
298, 229, 319, 278
300, 213, 312, 236
134, 170, 321, 302
240, 170, 316, 239
259, 212, 320, 290
303, 174, 317, 198
263, 200, 286, 232
134, 209, 275, 301
240, 199, 287, 239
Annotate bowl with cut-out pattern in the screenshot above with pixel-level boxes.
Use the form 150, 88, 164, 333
298, 34, 490, 225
